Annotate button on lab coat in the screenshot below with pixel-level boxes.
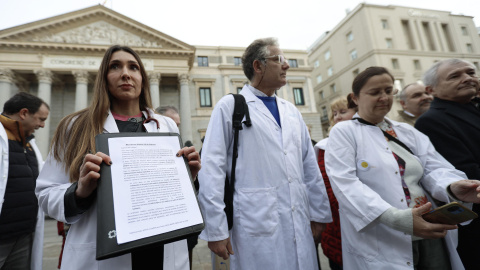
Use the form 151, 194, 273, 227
36, 109, 189, 270
325, 116, 467, 270
198, 86, 332, 270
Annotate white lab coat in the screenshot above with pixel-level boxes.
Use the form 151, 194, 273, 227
198, 85, 332, 270
325, 115, 467, 270
36, 109, 189, 270
0, 124, 44, 270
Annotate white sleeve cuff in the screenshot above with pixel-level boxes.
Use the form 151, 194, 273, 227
378, 207, 413, 235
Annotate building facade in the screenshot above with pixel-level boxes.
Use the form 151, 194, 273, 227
0, 5, 321, 158
308, 3, 480, 134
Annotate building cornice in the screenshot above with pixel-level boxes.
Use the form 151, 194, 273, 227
0, 41, 194, 56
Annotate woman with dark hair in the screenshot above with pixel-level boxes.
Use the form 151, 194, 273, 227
325, 66, 480, 269
36, 45, 200, 270
314, 94, 357, 270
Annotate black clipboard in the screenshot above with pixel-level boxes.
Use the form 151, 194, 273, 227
94, 132, 204, 260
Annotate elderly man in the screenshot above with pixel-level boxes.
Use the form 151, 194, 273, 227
198, 38, 332, 270
0, 92, 49, 270
391, 83, 433, 125
415, 59, 480, 270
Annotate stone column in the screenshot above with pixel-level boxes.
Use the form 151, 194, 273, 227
149, 72, 161, 110
72, 70, 89, 112
34, 69, 54, 159
223, 75, 230, 95
307, 77, 317, 112
0, 69, 14, 106
178, 74, 192, 142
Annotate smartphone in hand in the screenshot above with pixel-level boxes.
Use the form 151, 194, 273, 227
422, 202, 478, 225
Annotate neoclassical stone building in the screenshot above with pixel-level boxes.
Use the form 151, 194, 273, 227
308, 3, 480, 134
0, 5, 321, 158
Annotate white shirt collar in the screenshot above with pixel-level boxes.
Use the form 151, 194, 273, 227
403, 110, 416, 117
247, 84, 275, 97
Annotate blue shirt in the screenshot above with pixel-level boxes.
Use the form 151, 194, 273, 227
257, 96, 281, 127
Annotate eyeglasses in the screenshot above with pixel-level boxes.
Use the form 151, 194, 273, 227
263, 55, 288, 65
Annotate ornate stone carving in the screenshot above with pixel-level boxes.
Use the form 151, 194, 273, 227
0, 69, 15, 83
72, 70, 90, 84
148, 72, 161, 84
35, 69, 54, 83
31, 21, 163, 48
178, 74, 189, 85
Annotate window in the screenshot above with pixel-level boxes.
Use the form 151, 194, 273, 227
198, 56, 208, 67
461, 26, 468, 36
293, 88, 305, 105
474, 62, 480, 70
392, 59, 400, 69
346, 31, 354, 42
314, 60, 320, 68
322, 106, 327, 116
237, 87, 242, 94
350, 49, 357, 61
234, 57, 242, 66
199, 87, 212, 107
467, 43, 474, 53
327, 66, 333, 77
316, 75, 323, 84
381, 19, 389, 29
330, 84, 336, 94
324, 50, 331, 61
386, 38, 393, 49
288, 59, 298, 68
353, 69, 359, 77
413, 60, 421, 70
320, 91, 324, 100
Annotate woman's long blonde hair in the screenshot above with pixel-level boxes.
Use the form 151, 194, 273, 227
50, 45, 153, 182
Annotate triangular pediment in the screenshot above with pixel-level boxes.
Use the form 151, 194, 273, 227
0, 5, 194, 55
28, 21, 166, 49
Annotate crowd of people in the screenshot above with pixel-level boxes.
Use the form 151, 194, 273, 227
0, 38, 479, 270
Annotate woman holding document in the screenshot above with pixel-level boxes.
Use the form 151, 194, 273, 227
36, 45, 200, 270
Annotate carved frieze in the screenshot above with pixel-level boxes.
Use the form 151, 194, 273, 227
31, 21, 163, 48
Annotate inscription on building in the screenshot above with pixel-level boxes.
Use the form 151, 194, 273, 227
43, 56, 154, 71
408, 9, 440, 19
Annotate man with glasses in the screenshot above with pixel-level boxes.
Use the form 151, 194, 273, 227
198, 37, 332, 270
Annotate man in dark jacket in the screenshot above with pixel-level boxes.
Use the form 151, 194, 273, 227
415, 59, 480, 270
0, 92, 49, 269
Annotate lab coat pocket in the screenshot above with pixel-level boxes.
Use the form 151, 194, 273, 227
237, 187, 279, 237
63, 242, 97, 268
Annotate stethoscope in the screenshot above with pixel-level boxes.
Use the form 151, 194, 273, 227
143, 117, 160, 130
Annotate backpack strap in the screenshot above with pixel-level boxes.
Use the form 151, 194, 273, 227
353, 117, 414, 155
224, 93, 250, 230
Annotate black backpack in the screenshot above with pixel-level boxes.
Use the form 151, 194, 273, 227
199, 93, 251, 230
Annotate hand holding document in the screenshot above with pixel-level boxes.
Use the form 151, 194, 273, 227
107, 135, 203, 244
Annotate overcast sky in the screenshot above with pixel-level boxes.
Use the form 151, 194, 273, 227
0, 0, 479, 50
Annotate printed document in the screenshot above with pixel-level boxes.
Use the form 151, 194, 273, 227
108, 136, 202, 244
